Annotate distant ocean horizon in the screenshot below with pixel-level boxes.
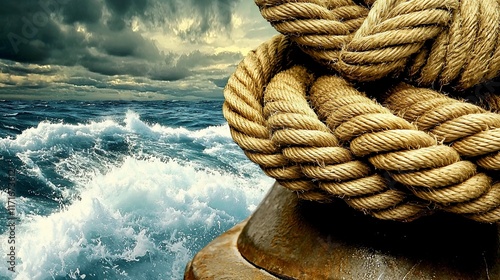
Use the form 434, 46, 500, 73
0, 99, 273, 279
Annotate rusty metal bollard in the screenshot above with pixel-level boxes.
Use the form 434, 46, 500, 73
185, 182, 500, 279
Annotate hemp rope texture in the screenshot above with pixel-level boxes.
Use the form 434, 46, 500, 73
255, 0, 500, 89
223, 0, 500, 222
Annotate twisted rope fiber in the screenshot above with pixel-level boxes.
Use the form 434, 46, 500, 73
386, 84, 500, 170
223, 36, 500, 222
223, 35, 329, 201
223, 36, 428, 221
384, 85, 500, 222
223, 0, 500, 222
309, 76, 497, 221
223, 38, 498, 222
263, 65, 426, 220
256, 0, 500, 89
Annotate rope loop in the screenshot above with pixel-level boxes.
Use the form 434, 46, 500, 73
256, 0, 500, 89
223, 0, 500, 223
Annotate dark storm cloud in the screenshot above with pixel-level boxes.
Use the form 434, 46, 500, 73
0, 9, 64, 62
0, 0, 259, 100
105, 0, 149, 16
102, 29, 161, 59
0, 0, 240, 66
0, 60, 60, 75
62, 0, 103, 24
104, 0, 148, 31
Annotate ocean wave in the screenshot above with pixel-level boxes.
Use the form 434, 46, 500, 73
1, 125, 21, 132
0, 111, 232, 153
3, 112, 19, 117
0, 110, 251, 188
0, 156, 272, 279
0, 107, 271, 279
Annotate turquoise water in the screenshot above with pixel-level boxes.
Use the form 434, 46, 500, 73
0, 100, 272, 279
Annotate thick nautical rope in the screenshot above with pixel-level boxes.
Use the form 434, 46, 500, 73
384, 85, 500, 222
223, 0, 500, 223
224, 38, 427, 221
255, 0, 500, 89
263, 65, 426, 221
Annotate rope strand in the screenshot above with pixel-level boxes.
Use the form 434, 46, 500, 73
256, 0, 500, 89
222, 1, 500, 222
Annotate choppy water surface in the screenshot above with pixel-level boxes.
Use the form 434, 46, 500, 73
0, 100, 272, 279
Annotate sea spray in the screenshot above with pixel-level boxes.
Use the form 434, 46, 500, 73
0, 100, 273, 279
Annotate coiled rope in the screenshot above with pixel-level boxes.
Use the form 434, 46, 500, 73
223, 0, 500, 222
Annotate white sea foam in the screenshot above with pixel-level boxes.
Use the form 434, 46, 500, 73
1, 111, 234, 157
1, 110, 249, 183
0, 119, 123, 152
0, 156, 272, 279
0, 110, 273, 279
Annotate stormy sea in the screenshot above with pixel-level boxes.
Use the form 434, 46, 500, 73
0, 100, 273, 280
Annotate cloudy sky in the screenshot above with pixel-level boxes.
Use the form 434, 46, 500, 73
0, 0, 276, 100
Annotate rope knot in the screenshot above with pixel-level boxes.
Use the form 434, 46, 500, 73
222, 0, 500, 223
257, 0, 500, 89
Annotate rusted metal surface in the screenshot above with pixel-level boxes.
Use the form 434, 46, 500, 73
238, 182, 500, 279
184, 221, 278, 280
